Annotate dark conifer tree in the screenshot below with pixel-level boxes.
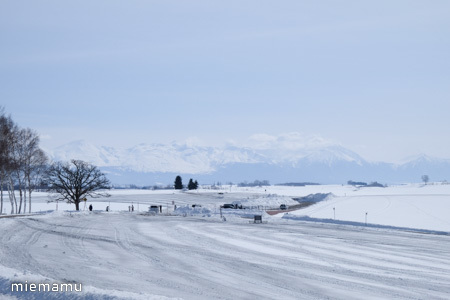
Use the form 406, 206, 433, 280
188, 178, 195, 190
174, 175, 183, 189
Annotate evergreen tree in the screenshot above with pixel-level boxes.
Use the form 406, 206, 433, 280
188, 178, 195, 190
174, 175, 183, 189
194, 180, 199, 189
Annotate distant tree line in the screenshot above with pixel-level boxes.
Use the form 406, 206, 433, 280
348, 180, 367, 186
112, 184, 176, 190
238, 180, 270, 187
0, 107, 48, 214
348, 180, 385, 187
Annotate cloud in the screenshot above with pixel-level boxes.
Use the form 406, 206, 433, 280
247, 133, 278, 149
184, 136, 206, 147
247, 132, 335, 150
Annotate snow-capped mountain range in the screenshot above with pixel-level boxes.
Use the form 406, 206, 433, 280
47, 140, 267, 174
46, 140, 450, 185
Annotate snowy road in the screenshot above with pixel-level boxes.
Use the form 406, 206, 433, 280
1, 212, 450, 299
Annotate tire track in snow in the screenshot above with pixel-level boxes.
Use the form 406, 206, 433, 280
2, 213, 450, 300
168, 219, 450, 299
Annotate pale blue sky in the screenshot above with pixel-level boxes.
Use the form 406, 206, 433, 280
1, 1, 449, 162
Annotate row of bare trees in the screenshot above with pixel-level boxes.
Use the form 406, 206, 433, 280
0, 108, 48, 214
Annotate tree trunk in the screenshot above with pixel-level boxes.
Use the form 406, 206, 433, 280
23, 187, 26, 214
9, 177, 16, 214
0, 177, 3, 215
75, 200, 80, 211
9, 192, 14, 214
27, 174, 32, 214
17, 177, 23, 214
18, 188, 22, 214
28, 188, 32, 214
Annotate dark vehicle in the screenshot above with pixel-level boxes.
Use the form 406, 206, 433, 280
149, 205, 160, 213
192, 204, 202, 208
222, 204, 235, 209
221, 204, 244, 209
279, 204, 287, 210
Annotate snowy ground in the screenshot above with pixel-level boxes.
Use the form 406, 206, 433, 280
1, 183, 450, 299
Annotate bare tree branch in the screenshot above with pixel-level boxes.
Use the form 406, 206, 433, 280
44, 159, 111, 211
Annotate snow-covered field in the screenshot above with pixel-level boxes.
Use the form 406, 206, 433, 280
1, 183, 450, 299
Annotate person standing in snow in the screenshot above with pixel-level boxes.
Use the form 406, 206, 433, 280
89, 204, 93, 211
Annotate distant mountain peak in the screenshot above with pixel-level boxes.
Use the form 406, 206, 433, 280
48, 140, 366, 173
400, 153, 449, 165
47, 140, 450, 185
303, 145, 366, 166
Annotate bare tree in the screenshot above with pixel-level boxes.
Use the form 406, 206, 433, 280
44, 160, 111, 211
422, 175, 429, 185
0, 108, 14, 214
0, 114, 20, 214
26, 149, 47, 213
8, 125, 26, 213
0, 108, 48, 215
20, 128, 48, 213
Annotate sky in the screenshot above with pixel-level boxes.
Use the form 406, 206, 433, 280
1, 1, 449, 163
